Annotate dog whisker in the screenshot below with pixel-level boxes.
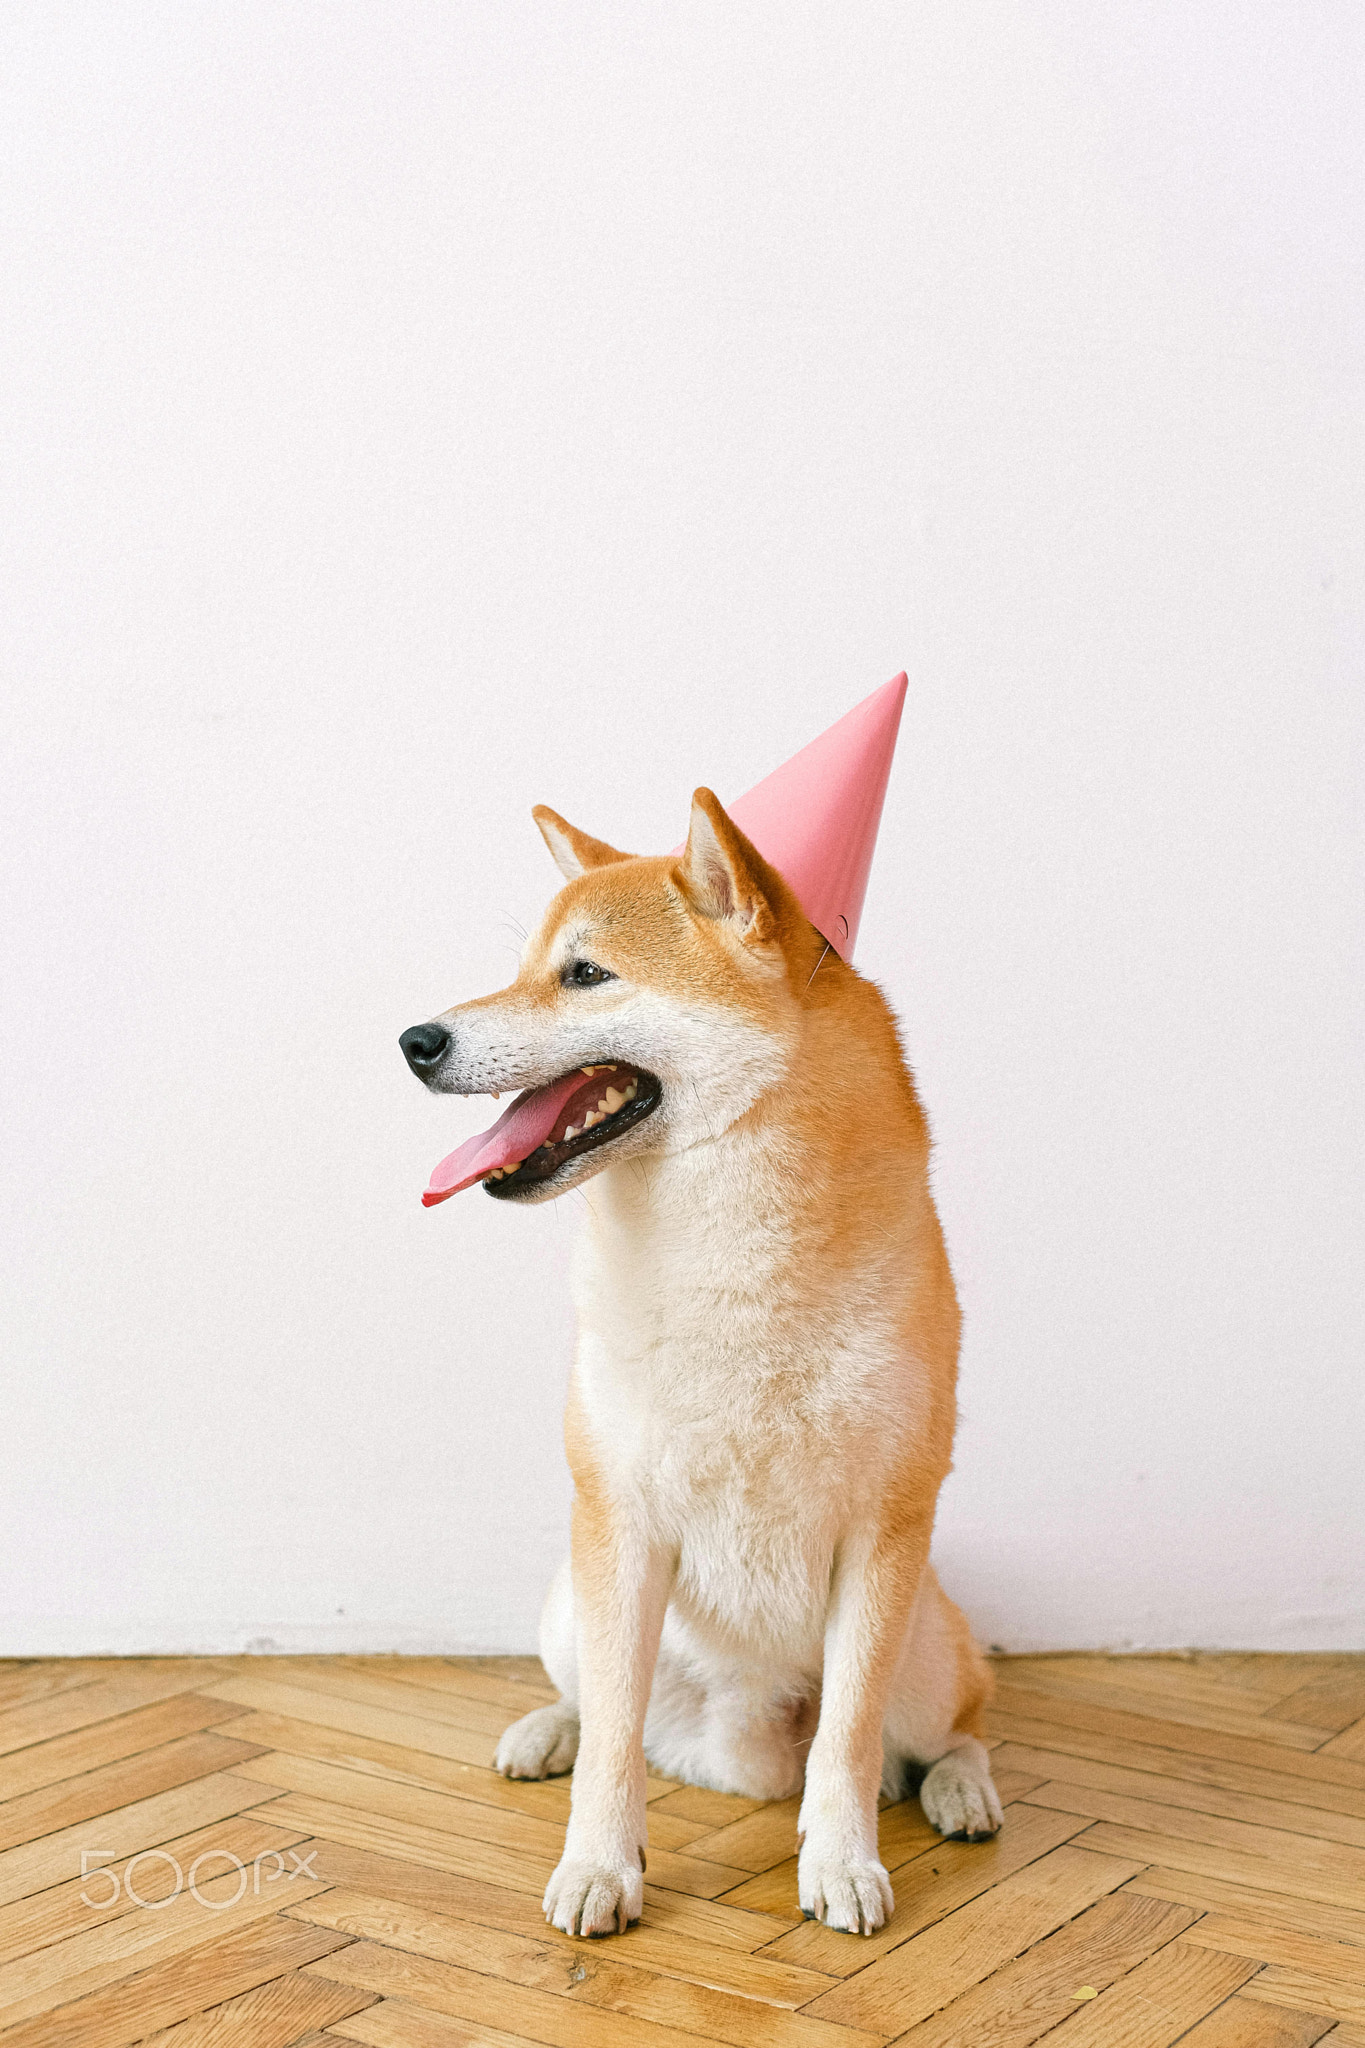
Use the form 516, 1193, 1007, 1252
805, 940, 832, 989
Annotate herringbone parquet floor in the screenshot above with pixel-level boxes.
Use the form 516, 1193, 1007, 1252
0, 1652, 1362, 2045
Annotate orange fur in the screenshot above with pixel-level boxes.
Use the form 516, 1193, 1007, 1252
425, 790, 1003, 1934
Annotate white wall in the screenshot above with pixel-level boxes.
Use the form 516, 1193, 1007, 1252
2, 3, 1361, 1655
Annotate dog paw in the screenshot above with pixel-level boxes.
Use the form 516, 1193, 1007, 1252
797, 1852, 893, 1935
543, 1854, 643, 1938
919, 1751, 1003, 1840
495, 1703, 580, 1779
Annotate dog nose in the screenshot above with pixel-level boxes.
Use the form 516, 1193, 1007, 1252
400, 1022, 451, 1076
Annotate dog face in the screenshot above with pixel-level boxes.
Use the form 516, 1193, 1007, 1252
400, 791, 805, 1203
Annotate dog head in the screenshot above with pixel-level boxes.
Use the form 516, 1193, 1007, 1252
401, 790, 823, 1203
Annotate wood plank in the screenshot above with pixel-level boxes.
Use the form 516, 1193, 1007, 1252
0, 1733, 268, 1854
688, 1794, 943, 1882
229, 1747, 705, 1853
1182, 1915, 1365, 1988
697, 1859, 803, 1915
0, 1667, 229, 1763
0, 1915, 350, 2048
995, 1746, 1365, 1850
0, 1667, 110, 1716
1264, 1665, 1365, 1733
709, 1782, 1042, 1920
988, 1718, 1365, 1823
251, 1798, 552, 1898
1024, 1938, 1258, 2047
873, 1801, 948, 1870
1001, 1651, 1340, 1692
1078, 1821, 1365, 1914
0, 1815, 309, 1969
993, 1672, 1333, 1750
1121, 1864, 1365, 1949
759, 1803, 1090, 1976
255, 1789, 744, 1903
684, 1795, 802, 1872
199, 1679, 504, 1770
989, 1685, 1365, 1786
204, 1661, 351, 1684
709, 1806, 963, 1925
0, 1860, 331, 2032
888, 1890, 1195, 2046
985, 1769, 1051, 1804
1323, 1717, 1365, 1763
226, 1749, 670, 1856
207, 1692, 670, 1807
289, 1884, 837, 2013
648, 1786, 763, 1830
295, 1836, 795, 1953
306, 1940, 883, 2048
1001, 1655, 1296, 1713
1018, 1780, 1365, 1884
563, 1950, 877, 2048
804, 1844, 1143, 2031
1150, 1991, 1334, 2046
0, 1771, 288, 1910
322, 1659, 556, 1714
3, 1654, 1361, 2047
208, 1711, 577, 1823
1242, 1968, 1365, 2025
0, 1696, 253, 1807
445, 1657, 550, 1691
324, 1999, 548, 2047
287, 1889, 869, 2048
233, 1667, 516, 1742
1094, 1654, 1353, 1700
639, 1813, 712, 1851
135, 1969, 378, 2045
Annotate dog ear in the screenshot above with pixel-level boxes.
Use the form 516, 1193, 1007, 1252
677, 789, 775, 943
532, 806, 633, 882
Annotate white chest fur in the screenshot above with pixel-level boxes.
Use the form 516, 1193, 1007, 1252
568, 1130, 931, 1665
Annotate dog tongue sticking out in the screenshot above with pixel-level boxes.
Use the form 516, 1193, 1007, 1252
422, 1067, 635, 1205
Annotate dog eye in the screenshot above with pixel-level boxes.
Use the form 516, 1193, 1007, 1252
564, 959, 614, 987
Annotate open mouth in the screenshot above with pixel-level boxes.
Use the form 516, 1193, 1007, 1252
421, 1064, 661, 1206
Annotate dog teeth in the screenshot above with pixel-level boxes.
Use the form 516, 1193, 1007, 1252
555, 1073, 640, 1151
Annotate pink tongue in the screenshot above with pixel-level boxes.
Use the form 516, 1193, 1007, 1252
421, 1070, 593, 1207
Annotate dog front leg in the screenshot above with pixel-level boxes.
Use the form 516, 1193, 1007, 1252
543, 1493, 672, 1938
799, 1523, 930, 1935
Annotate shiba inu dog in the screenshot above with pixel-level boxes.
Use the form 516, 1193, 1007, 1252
399, 788, 1001, 1939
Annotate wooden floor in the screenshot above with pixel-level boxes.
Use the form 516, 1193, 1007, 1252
0, 1657, 1362, 2046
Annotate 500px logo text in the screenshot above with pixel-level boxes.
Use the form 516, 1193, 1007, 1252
80, 1847, 318, 1910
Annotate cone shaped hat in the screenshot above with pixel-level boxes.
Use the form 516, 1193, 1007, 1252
713, 672, 906, 961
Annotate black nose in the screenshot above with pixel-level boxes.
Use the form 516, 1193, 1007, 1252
400, 1022, 451, 1076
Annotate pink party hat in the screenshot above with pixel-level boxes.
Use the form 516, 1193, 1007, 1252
417, 673, 908, 1206
706, 672, 907, 961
